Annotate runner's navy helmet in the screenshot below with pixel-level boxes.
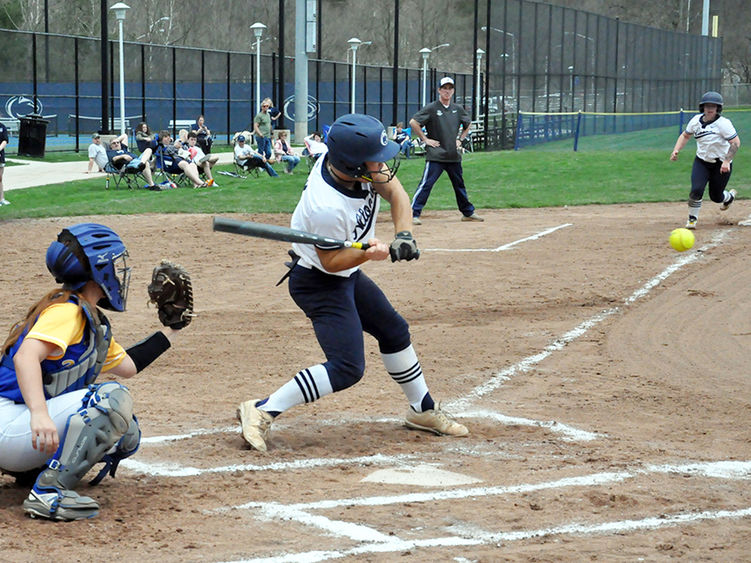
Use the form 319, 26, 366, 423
46, 223, 131, 311
326, 114, 400, 182
699, 91, 723, 113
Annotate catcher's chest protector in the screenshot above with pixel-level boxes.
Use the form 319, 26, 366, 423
41, 299, 112, 398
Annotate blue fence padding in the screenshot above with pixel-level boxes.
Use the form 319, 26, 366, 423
1, 77, 423, 150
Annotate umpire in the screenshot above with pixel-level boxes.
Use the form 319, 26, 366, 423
409, 76, 483, 225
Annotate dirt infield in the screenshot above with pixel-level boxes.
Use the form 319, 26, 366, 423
1, 205, 750, 562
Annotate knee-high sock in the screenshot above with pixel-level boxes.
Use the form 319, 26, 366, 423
381, 345, 433, 412
688, 197, 702, 219
259, 364, 333, 416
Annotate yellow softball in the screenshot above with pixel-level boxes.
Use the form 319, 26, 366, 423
669, 228, 695, 252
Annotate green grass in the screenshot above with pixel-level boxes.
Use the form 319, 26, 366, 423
3, 136, 748, 220
529, 108, 751, 152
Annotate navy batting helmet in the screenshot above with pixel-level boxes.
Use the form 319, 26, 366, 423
46, 223, 131, 311
326, 114, 400, 182
699, 91, 723, 113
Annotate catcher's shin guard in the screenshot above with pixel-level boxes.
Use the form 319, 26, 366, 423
23, 382, 134, 521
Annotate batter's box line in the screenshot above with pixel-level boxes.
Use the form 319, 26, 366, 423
424, 223, 572, 252
222, 507, 751, 563
137, 409, 597, 448
213, 460, 751, 562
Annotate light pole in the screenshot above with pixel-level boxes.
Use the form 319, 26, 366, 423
419, 44, 450, 107
250, 22, 267, 113
475, 48, 484, 120
110, 2, 130, 136
347, 37, 363, 113
419, 48, 431, 107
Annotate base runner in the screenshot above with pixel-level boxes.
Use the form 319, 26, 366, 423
237, 113, 468, 451
670, 91, 741, 230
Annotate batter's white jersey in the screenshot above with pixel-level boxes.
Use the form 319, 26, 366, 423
685, 114, 738, 162
291, 150, 380, 278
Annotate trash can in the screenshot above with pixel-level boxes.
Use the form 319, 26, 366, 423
17, 114, 49, 158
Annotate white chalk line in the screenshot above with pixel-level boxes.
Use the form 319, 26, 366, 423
132, 220, 738, 476
222, 508, 751, 563
424, 223, 572, 252
447, 227, 732, 411
215, 460, 751, 563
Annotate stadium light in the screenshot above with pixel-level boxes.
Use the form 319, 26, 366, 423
419, 48, 431, 107
250, 22, 267, 113
110, 2, 130, 136
418, 44, 450, 107
347, 38, 372, 113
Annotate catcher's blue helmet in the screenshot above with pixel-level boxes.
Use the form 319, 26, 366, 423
326, 114, 400, 182
46, 223, 131, 311
699, 91, 723, 113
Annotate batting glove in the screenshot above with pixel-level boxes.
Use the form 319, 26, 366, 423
389, 231, 420, 262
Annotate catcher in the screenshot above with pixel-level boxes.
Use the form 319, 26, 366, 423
0, 223, 193, 521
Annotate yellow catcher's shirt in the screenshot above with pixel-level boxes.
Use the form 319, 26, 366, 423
26, 302, 126, 370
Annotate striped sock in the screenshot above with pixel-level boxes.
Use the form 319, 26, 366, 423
688, 197, 702, 220
260, 364, 333, 415
381, 345, 434, 412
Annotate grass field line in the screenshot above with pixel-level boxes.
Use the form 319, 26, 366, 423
215, 460, 751, 563
424, 223, 572, 252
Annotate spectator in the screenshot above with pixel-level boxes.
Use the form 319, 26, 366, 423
392, 122, 413, 159
253, 100, 274, 162
234, 135, 278, 177
191, 114, 213, 154
0, 119, 8, 205
86, 133, 113, 174
186, 131, 219, 186
106, 136, 159, 190
264, 98, 281, 130
303, 131, 327, 160
273, 130, 300, 174
135, 122, 155, 152
409, 76, 483, 224
156, 130, 209, 188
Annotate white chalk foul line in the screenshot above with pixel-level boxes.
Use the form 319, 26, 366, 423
217, 460, 751, 563
424, 223, 572, 252
448, 228, 732, 411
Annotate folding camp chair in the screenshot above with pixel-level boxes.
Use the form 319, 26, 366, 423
233, 154, 262, 179
153, 145, 188, 187
104, 161, 147, 190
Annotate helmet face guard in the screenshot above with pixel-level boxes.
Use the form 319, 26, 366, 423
49, 223, 131, 311
326, 114, 401, 183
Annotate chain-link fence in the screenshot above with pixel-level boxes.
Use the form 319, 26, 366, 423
0, 1, 723, 153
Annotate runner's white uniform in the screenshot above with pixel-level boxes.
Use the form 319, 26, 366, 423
684, 114, 738, 162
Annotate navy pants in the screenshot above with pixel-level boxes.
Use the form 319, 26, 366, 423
411, 160, 475, 218
288, 265, 411, 392
691, 156, 732, 203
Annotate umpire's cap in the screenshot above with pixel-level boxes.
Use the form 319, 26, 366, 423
699, 91, 723, 113
326, 114, 399, 178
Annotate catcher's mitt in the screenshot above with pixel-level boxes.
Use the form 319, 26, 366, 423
147, 259, 194, 329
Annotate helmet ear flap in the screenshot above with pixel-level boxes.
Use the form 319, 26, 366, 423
46, 239, 89, 289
